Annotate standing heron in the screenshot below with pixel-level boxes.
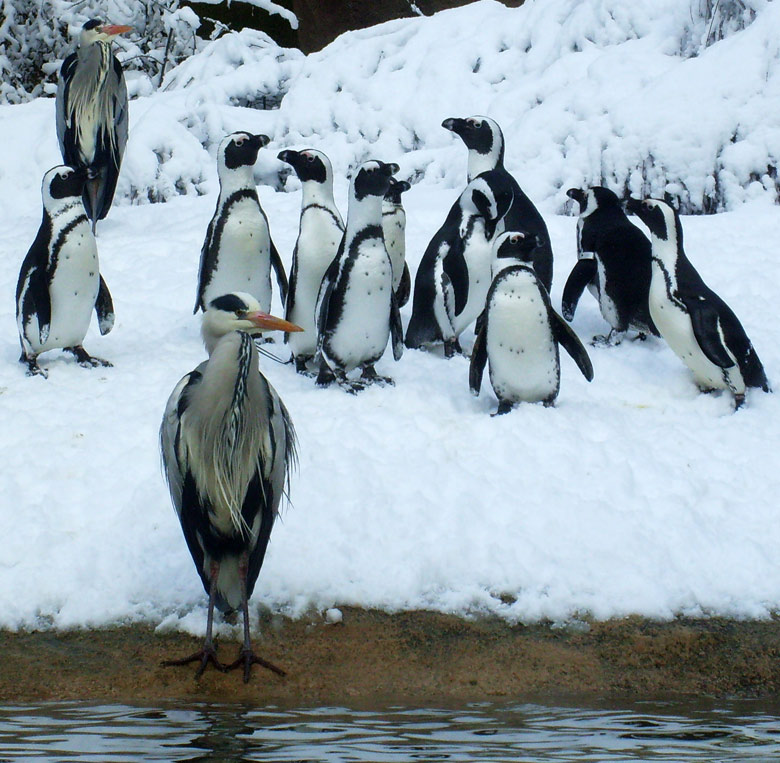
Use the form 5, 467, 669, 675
56, 19, 131, 232
160, 292, 301, 682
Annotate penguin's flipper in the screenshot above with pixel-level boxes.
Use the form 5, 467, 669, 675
551, 311, 594, 381
283, 250, 298, 345
95, 275, 115, 335
679, 294, 735, 369
29, 267, 52, 345
396, 261, 411, 308
270, 239, 289, 307
194, 219, 216, 314
714, 301, 771, 391
561, 257, 597, 322
390, 291, 404, 361
469, 321, 488, 395
316, 254, 340, 338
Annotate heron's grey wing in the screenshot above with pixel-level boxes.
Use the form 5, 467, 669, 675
95, 275, 115, 335
160, 368, 204, 517
56, 54, 79, 165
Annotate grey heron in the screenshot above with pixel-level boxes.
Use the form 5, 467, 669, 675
56, 19, 131, 232
160, 292, 302, 682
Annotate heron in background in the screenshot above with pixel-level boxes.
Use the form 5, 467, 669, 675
160, 292, 302, 682
56, 19, 131, 232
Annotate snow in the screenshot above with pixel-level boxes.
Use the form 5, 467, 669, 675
0, 0, 779, 634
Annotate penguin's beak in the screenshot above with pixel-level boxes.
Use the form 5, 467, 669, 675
566, 188, 585, 204
277, 149, 299, 166
383, 162, 400, 176
442, 117, 465, 135
247, 311, 303, 333
625, 197, 643, 216
252, 134, 270, 150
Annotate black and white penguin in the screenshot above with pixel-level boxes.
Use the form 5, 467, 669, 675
443, 115, 554, 291
405, 169, 513, 356
382, 177, 412, 308
16, 165, 115, 377
316, 160, 404, 393
470, 231, 593, 414
277, 148, 344, 374
195, 132, 288, 314
562, 186, 658, 344
626, 197, 770, 408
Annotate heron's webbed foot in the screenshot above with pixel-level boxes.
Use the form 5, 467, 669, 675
361, 365, 394, 387
20, 353, 47, 378
225, 647, 286, 684
162, 642, 228, 680
65, 345, 112, 368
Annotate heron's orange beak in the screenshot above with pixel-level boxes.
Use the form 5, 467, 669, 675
247, 312, 303, 333
100, 24, 133, 37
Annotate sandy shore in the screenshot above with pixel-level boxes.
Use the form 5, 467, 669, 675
2, 609, 780, 703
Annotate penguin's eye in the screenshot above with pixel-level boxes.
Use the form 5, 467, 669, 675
467, 118, 479, 128
304, 153, 314, 163
510, 235, 521, 244
61, 170, 72, 179
234, 137, 246, 146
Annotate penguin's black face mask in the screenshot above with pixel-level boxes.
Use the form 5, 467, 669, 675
384, 179, 410, 205
626, 198, 668, 240
353, 162, 398, 200
224, 133, 266, 169
443, 117, 494, 155
283, 151, 327, 184
566, 187, 587, 213
50, 167, 88, 199
496, 233, 538, 262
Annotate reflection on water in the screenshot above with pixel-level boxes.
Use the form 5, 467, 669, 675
1, 699, 780, 762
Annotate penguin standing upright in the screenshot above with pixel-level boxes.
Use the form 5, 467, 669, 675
316, 160, 404, 393
277, 148, 344, 374
405, 170, 513, 356
16, 165, 115, 377
195, 132, 288, 314
382, 178, 412, 308
443, 115, 554, 291
562, 187, 658, 344
470, 231, 593, 414
626, 197, 769, 409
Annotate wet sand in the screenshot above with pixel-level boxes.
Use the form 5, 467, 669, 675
2, 610, 780, 703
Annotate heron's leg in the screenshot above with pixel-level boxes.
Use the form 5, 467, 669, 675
225, 555, 285, 684
20, 352, 47, 378
65, 345, 113, 368
162, 562, 227, 678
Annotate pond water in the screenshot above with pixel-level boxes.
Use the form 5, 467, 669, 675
1, 699, 780, 761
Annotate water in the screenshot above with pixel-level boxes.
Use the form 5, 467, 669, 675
2, 700, 780, 762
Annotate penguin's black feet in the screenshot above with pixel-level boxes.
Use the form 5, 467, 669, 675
591, 330, 624, 347
315, 363, 336, 388
632, 332, 648, 342
225, 647, 286, 684
294, 355, 316, 377
444, 338, 463, 358
543, 397, 556, 408
733, 393, 746, 411
21, 353, 47, 378
491, 401, 514, 416
162, 641, 228, 680
361, 365, 395, 387
65, 345, 112, 368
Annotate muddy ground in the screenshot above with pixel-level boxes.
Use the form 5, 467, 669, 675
2, 609, 780, 704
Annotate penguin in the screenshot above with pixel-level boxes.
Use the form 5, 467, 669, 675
195, 132, 288, 315
405, 170, 513, 357
382, 177, 412, 308
442, 115, 554, 291
626, 197, 770, 409
562, 187, 658, 344
277, 148, 344, 374
316, 160, 404, 393
16, 165, 115, 377
470, 231, 594, 414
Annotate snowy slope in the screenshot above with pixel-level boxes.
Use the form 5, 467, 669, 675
0, 0, 779, 634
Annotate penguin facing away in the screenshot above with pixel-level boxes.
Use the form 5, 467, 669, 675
626, 197, 769, 409
195, 132, 288, 315
382, 177, 412, 308
316, 160, 404, 393
16, 165, 115, 377
405, 169, 514, 357
443, 115, 554, 292
277, 148, 344, 375
562, 187, 658, 344
470, 231, 593, 414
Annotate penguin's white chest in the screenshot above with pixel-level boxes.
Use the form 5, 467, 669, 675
486, 275, 559, 403
454, 217, 492, 334
328, 239, 393, 369
288, 210, 343, 356
206, 199, 272, 311
649, 265, 742, 393
40, 221, 99, 352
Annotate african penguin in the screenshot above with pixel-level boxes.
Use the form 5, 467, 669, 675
316, 160, 404, 393
562, 187, 658, 344
195, 132, 288, 315
277, 148, 344, 374
405, 169, 513, 357
382, 177, 412, 308
470, 231, 593, 414
443, 115, 554, 291
16, 165, 115, 377
626, 197, 770, 409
